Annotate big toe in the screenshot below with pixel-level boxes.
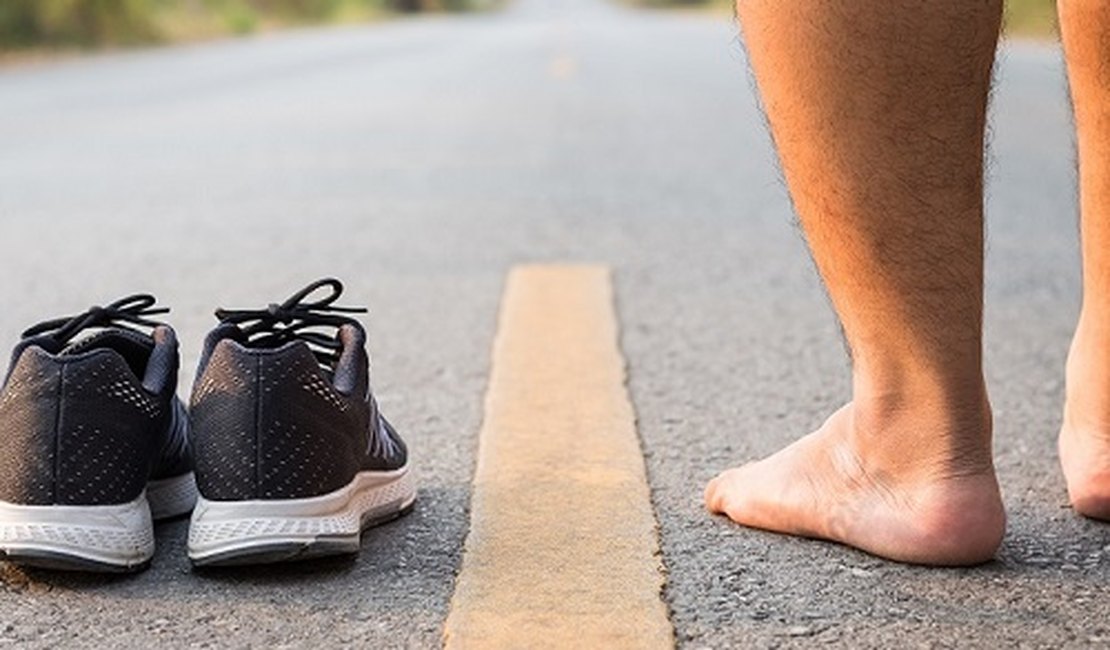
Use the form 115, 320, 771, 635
704, 466, 755, 518
703, 473, 725, 513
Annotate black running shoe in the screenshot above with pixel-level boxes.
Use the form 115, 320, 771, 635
187, 279, 414, 566
0, 295, 196, 572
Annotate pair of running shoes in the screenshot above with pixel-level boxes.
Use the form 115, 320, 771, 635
0, 278, 415, 572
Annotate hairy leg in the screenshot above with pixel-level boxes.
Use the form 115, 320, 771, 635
705, 0, 1005, 565
1058, 0, 1110, 520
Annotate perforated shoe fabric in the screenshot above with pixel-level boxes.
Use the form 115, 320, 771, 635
190, 328, 407, 501
187, 279, 415, 566
0, 295, 197, 572
0, 329, 190, 506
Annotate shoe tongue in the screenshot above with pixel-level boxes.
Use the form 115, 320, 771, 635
59, 328, 155, 381
60, 328, 154, 357
332, 324, 365, 396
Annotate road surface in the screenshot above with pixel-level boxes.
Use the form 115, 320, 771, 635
0, 0, 1104, 646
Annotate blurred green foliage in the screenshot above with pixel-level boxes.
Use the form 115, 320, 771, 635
1003, 0, 1057, 36
0, 0, 480, 49
0, 0, 1057, 50
0, 0, 159, 47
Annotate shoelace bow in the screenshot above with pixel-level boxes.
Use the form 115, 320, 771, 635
215, 278, 367, 368
22, 294, 169, 345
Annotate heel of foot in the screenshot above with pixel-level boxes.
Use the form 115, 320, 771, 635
1059, 426, 1110, 521
1065, 472, 1110, 520
905, 480, 1005, 566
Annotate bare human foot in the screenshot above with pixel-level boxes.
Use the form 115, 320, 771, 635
1058, 0, 1110, 521
705, 403, 1005, 566
1060, 323, 1110, 520
719, 0, 1006, 566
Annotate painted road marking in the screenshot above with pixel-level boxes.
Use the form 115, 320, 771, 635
443, 265, 673, 649
549, 54, 576, 80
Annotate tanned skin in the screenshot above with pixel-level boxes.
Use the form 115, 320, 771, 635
707, 0, 1110, 565
1059, 0, 1110, 520
706, 1, 1007, 566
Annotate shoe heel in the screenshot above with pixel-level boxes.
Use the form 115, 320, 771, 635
147, 472, 198, 520
0, 496, 155, 572
187, 468, 415, 567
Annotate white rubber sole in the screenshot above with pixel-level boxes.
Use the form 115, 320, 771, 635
187, 467, 416, 567
0, 472, 198, 572
148, 472, 201, 520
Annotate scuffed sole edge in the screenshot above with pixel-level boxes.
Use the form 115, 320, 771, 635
148, 472, 199, 521
192, 501, 416, 567
0, 547, 152, 573
0, 494, 155, 573
188, 468, 416, 568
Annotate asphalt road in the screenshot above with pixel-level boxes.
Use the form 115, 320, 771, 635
0, 0, 1105, 647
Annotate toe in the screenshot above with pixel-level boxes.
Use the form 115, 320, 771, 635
705, 468, 748, 518
704, 473, 725, 513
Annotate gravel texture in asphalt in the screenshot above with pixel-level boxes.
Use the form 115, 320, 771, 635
0, 0, 1104, 646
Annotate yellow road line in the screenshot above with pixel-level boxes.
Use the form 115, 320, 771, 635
549, 54, 576, 80
443, 265, 673, 650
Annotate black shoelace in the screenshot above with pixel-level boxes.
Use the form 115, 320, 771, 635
215, 278, 367, 368
22, 294, 169, 346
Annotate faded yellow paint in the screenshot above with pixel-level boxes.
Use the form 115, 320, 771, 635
549, 54, 576, 80
443, 265, 674, 650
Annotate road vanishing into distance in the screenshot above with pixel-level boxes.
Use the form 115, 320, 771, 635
0, 0, 1105, 646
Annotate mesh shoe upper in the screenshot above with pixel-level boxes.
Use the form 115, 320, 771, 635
189, 279, 407, 502
0, 296, 191, 507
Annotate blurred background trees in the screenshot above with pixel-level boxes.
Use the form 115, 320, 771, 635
1, 0, 159, 47
0, 0, 1059, 50
1003, 0, 1058, 36
0, 0, 483, 50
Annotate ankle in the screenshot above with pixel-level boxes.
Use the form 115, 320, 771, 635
1065, 313, 1110, 433
852, 347, 986, 415
847, 375, 993, 480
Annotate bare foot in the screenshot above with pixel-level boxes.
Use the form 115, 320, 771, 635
705, 404, 1005, 566
1059, 425, 1110, 520
1060, 325, 1110, 520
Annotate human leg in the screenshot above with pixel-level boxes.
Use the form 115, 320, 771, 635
705, 0, 1006, 565
1058, 0, 1110, 520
